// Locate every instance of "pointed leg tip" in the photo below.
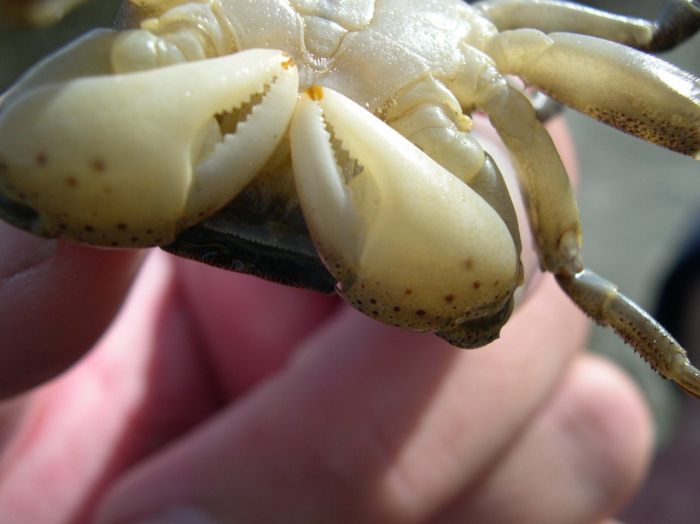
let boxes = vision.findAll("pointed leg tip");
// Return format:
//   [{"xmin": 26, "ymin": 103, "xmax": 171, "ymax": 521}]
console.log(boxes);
[{"xmin": 672, "ymin": 359, "xmax": 700, "ymax": 398}]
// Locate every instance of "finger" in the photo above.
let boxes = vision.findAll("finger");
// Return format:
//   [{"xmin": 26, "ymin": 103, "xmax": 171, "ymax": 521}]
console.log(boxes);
[
  {"xmin": 0, "ymin": 222, "xmax": 145, "ymax": 399},
  {"xmin": 0, "ymin": 252, "xmax": 354, "ymax": 523},
  {"xmin": 430, "ymin": 354, "xmax": 653, "ymax": 524},
  {"xmin": 93, "ymin": 274, "xmax": 589, "ymax": 524},
  {"xmin": 174, "ymin": 257, "xmax": 342, "ymax": 398},
  {"xmin": 0, "ymin": 251, "xmax": 218, "ymax": 524}
]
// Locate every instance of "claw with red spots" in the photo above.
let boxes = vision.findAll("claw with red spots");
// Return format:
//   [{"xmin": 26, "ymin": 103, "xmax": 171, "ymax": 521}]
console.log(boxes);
[{"xmin": 289, "ymin": 86, "xmax": 522, "ymax": 346}]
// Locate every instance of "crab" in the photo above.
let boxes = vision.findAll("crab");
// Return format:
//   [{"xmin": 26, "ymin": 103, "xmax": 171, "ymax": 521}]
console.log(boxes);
[{"xmin": 0, "ymin": 0, "xmax": 700, "ymax": 396}]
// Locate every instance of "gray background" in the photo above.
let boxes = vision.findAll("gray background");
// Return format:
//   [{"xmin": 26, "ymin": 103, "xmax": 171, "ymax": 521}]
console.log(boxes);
[{"xmin": 1, "ymin": 0, "xmax": 699, "ymax": 521}]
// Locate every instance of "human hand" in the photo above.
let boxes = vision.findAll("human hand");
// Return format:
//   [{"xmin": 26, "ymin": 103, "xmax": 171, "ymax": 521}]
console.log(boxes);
[{"xmin": 0, "ymin": 118, "xmax": 652, "ymax": 524}]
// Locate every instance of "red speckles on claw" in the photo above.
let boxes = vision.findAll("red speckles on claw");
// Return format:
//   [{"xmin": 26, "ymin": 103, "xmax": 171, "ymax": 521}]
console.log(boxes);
[{"xmin": 290, "ymin": 86, "xmax": 520, "ymax": 340}]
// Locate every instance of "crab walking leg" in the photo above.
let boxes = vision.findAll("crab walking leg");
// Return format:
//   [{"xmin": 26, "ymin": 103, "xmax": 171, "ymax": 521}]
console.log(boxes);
[
  {"xmin": 449, "ymin": 47, "xmax": 700, "ymax": 397},
  {"xmin": 486, "ymin": 29, "xmax": 700, "ymax": 157},
  {"xmin": 0, "ymin": 41, "xmax": 299, "ymax": 247},
  {"xmin": 474, "ymin": 0, "xmax": 700, "ymax": 52},
  {"xmin": 558, "ymin": 271, "xmax": 700, "ymax": 398},
  {"xmin": 448, "ymin": 46, "xmax": 580, "ymax": 275},
  {"xmin": 290, "ymin": 87, "xmax": 521, "ymax": 347}
]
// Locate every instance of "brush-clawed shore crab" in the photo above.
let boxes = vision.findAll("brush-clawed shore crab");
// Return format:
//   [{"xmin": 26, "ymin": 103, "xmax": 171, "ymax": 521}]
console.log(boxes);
[{"xmin": 1, "ymin": 0, "xmax": 700, "ymax": 396}]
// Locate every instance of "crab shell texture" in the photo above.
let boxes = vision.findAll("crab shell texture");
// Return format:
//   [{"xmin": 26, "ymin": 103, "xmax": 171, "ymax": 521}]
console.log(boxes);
[{"xmin": 3, "ymin": 0, "xmax": 700, "ymax": 395}]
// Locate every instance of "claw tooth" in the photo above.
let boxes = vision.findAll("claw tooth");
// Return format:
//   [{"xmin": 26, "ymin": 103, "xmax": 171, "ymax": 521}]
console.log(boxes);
[
  {"xmin": 289, "ymin": 88, "xmax": 365, "ymax": 262},
  {"xmin": 0, "ymin": 47, "xmax": 298, "ymax": 246},
  {"xmin": 188, "ymin": 60, "xmax": 299, "ymax": 220},
  {"xmin": 290, "ymin": 87, "xmax": 520, "ymax": 333}
]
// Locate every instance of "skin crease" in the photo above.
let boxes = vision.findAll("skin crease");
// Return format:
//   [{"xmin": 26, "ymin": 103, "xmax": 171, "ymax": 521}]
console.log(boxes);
[{"xmin": 0, "ymin": 117, "xmax": 652, "ymax": 524}]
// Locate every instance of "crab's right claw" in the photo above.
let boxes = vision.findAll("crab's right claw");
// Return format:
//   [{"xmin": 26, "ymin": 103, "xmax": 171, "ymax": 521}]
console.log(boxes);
[
  {"xmin": 289, "ymin": 87, "xmax": 521, "ymax": 347},
  {"xmin": 0, "ymin": 31, "xmax": 299, "ymax": 247}
]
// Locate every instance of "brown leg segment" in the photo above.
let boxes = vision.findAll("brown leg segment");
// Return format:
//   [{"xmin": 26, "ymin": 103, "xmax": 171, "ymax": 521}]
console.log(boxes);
[{"xmin": 557, "ymin": 269, "xmax": 700, "ymax": 398}]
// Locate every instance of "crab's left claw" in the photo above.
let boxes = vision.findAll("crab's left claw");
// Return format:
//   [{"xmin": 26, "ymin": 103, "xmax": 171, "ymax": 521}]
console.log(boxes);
[
  {"xmin": 290, "ymin": 86, "xmax": 521, "ymax": 347},
  {"xmin": 0, "ymin": 31, "xmax": 299, "ymax": 247}
]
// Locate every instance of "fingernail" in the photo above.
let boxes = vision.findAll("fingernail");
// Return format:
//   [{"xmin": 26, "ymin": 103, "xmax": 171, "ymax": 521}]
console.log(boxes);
[
  {"xmin": 0, "ymin": 221, "xmax": 57, "ymax": 279},
  {"xmin": 129, "ymin": 506, "xmax": 219, "ymax": 524}
]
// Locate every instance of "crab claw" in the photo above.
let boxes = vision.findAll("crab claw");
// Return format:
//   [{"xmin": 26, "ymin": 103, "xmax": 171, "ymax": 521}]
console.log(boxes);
[
  {"xmin": 289, "ymin": 86, "xmax": 521, "ymax": 347},
  {"xmin": 0, "ymin": 30, "xmax": 299, "ymax": 247}
]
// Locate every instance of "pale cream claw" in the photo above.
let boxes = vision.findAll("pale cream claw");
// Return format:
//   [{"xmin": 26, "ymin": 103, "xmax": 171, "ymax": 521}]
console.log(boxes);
[
  {"xmin": 289, "ymin": 86, "xmax": 521, "ymax": 346},
  {"xmin": 488, "ymin": 30, "xmax": 700, "ymax": 157},
  {"xmin": 0, "ymin": 45, "xmax": 299, "ymax": 247}
]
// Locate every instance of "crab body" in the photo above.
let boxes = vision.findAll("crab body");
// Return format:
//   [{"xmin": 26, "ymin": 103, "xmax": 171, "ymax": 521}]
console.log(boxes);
[
  {"xmin": 208, "ymin": 0, "xmax": 484, "ymax": 110},
  {"xmin": 2, "ymin": 0, "xmax": 700, "ymax": 396}
]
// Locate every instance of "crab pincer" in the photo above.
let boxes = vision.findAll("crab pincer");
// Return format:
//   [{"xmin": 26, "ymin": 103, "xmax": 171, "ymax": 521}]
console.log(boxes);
[
  {"xmin": 0, "ymin": 31, "xmax": 299, "ymax": 247},
  {"xmin": 290, "ymin": 86, "xmax": 522, "ymax": 347}
]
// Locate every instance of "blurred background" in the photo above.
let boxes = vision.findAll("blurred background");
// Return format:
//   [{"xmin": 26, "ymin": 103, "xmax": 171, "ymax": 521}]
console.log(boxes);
[
  {"xmin": 1, "ymin": 0, "xmax": 699, "ymax": 521},
  {"xmin": 568, "ymin": 3, "xmax": 700, "ymax": 522}
]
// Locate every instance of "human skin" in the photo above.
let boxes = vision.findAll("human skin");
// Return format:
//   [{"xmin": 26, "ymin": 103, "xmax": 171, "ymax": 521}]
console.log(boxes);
[{"xmin": 0, "ymin": 117, "xmax": 653, "ymax": 523}]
